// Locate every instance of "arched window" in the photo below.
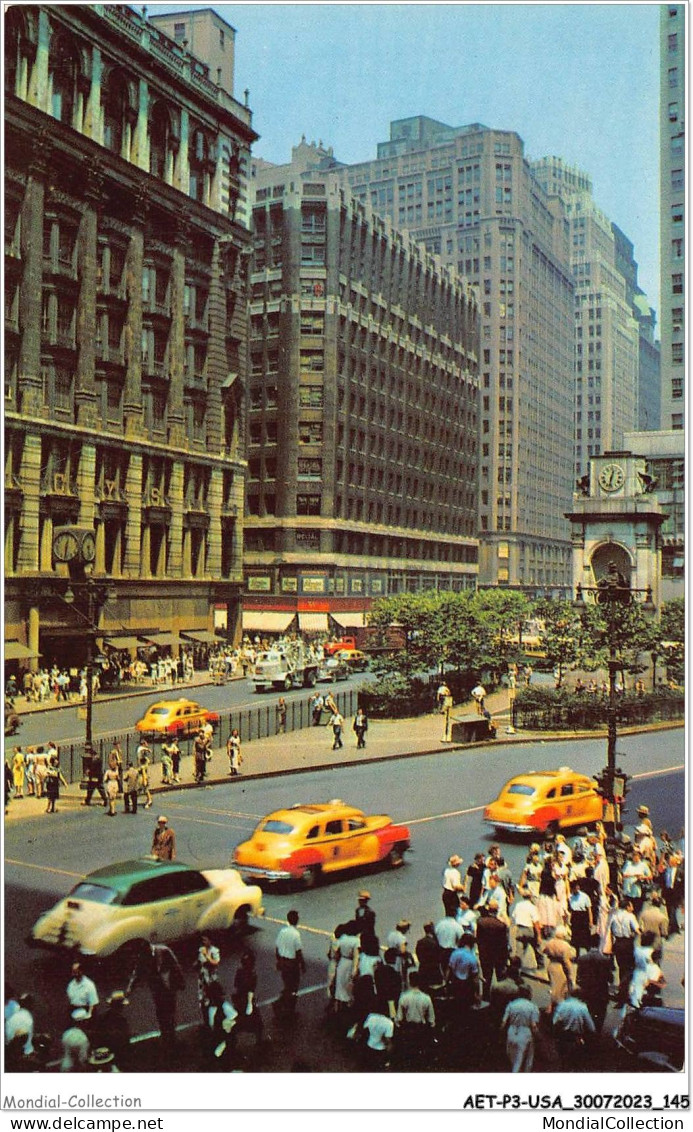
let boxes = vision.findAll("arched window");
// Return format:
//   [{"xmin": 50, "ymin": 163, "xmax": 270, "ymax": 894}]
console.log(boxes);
[
  {"xmin": 102, "ymin": 68, "xmax": 133, "ymax": 158},
  {"xmin": 49, "ymin": 35, "xmax": 82, "ymax": 126},
  {"xmin": 149, "ymin": 101, "xmax": 173, "ymax": 181}
]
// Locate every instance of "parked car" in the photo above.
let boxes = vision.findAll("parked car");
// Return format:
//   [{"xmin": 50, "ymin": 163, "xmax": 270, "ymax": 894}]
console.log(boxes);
[
  {"xmin": 30, "ymin": 858, "xmax": 263, "ymax": 960},
  {"xmin": 613, "ymin": 1006, "xmax": 685, "ymax": 1072},
  {"xmin": 135, "ymin": 698, "xmax": 219, "ymax": 738},
  {"xmin": 334, "ymin": 649, "xmax": 370, "ymax": 671},
  {"xmin": 483, "ymin": 766, "xmax": 603, "ymax": 836},
  {"xmin": 233, "ymin": 799, "xmax": 411, "ymax": 888},
  {"xmin": 317, "ymin": 658, "xmax": 349, "ymax": 683}
]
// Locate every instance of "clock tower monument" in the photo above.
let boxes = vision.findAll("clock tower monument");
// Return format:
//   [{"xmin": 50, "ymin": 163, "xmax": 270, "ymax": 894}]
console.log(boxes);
[{"xmin": 566, "ymin": 451, "xmax": 665, "ymax": 609}]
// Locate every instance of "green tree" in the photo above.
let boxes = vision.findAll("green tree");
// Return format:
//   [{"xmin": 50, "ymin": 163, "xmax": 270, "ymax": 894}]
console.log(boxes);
[{"xmin": 533, "ymin": 599, "xmax": 581, "ymax": 688}]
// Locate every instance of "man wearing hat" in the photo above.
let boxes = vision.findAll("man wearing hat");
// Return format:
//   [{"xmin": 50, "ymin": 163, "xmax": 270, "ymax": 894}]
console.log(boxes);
[
  {"xmin": 354, "ymin": 891, "xmax": 376, "ymax": 937},
  {"xmin": 442, "ymin": 854, "xmax": 465, "ymax": 916},
  {"xmin": 151, "ymin": 815, "xmax": 176, "ymax": 861},
  {"xmin": 88, "ymin": 1047, "xmax": 118, "ymax": 1072},
  {"xmin": 386, "ymin": 920, "xmax": 416, "ymax": 989},
  {"xmin": 93, "ymin": 991, "xmax": 131, "ymax": 1069}
]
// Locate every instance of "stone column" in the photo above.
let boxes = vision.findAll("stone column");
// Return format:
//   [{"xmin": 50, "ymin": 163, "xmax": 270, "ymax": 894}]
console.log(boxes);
[
  {"xmin": 177, "ymin": 107, "xmax": 190, "ymax": 196},
  {"xmin": 124, "ymin": 452, "xmax": 143, "ymax": 577},
  {"xmin": 167, "ymin": 223, "xmax": 188, "ymax": 447},
  {"xmin": 17, "ymin": 433, "xmax": 41, "ymax": 574},
  {"xmin": 28, "ymin": 605, "xmax": 41, "ymax": 674},
  {"xmin": 123, "ymin": 190, "xmax": 146, "ymax": 437},
  {"xmin": 77, "ymin": 443, "xmax": 96, "ymax": 528},
  {"xmin": 95, "ymin": 516, "xmax": 106, "ymax": 575},
  {"xmin": 18, "ymin": 147, "xmax": 49, "ymax": 418},
  {"xmin": 84, "ymin": 46, "xmax": 102, "ymax": 142},
  {"xmin": 168, "ymin": 460, "xmax": 184, "ymax": 577},
  {"xmin": 207, "ymin": 466, "xmax": 223, "ymax": 578},
  {"xmin": 132, "ymin": 78, "xmax": 149, "ymax": 171},
  {"xmin": 205, "ymin": 237, "xmax": 225, "ymax": 453},
  {"xmin": 75, "ymin": 167, "xmax": 101, "ymax": 430}
]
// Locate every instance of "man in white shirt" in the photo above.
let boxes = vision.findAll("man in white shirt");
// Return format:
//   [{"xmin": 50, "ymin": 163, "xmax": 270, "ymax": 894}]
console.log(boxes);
[
  {"xmin": 510, "ymin": 891, "xmax": 542, "ymax": 969},
  {"xmin": 66, "ymin": 962, "xmax": 99, "ymax": 1022},
  {"xmin": 553, "ymin": 989, "xmax": 596, "ymax": 1065},
  {"xmin": 455, "ymin": 895, "xmax": 479, "ymax": 937},
  {"xmin": 395, "ymin": 972, "xmax": 435, "ymax": 1063},
  {"xmin": 434, "ymin": 913, "xmax": 464, "ymax": 966},
  {"xmin": 275, "ymin": 910, "xmax": 306, "ymax": 1014},
  {"xmin": 362, "ymin": 1010, "xmax": 394, "ymax": 1069},
  {"xmin": 442, "ymin": 853, "xmax": 465, "ymax": 915}
]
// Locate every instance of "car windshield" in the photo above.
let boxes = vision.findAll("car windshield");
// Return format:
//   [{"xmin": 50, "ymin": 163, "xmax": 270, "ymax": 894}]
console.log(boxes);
[
  {"xmin": 69, "ymin": 882, "xmax": 120, "ymax": 905},
  {"xmin": 261, "ymin": 819, "xmax": 296, "ymax": 835},
  {"xmin": 506, "ymin": 784, "xmax": 536, "ymax": 796},
  {"xmin": 148, "ymin": 708, "xmax": 169, "ymax": 716}
]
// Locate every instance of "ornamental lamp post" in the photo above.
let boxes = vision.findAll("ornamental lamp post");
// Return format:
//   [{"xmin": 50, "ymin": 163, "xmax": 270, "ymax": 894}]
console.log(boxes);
[{"xmin": 573, "ymin": 567, "xmax": 655, "ymax": 845}]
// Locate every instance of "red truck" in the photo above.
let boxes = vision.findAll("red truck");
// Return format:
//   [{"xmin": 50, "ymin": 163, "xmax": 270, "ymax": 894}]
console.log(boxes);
[{"xmin": 323, "ymin": 626, "xmax": 406, "ymax": 655}]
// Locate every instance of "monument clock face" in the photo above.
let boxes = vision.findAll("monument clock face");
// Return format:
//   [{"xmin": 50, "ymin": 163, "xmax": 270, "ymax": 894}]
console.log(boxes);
[{"xmin": 598, "ymin": 463, "xmax": 625, "ymax": 493}]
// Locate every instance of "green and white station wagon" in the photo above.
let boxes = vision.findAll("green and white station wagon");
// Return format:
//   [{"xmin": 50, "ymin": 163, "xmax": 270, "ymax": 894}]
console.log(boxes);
[{"xmin": 30, "ymin": 859, "xmax": 263, "ymax": 959}]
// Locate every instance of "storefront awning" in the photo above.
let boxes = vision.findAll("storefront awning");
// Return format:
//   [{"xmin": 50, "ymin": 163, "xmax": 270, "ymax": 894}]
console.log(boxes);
[
  {"xmin": 181, "ymin": 630, "xmax": 220, "ymax": 645},
  {"xmin": 331, "ymin": 612, "xmax": 367, "ymax": 629},
  {"xmin": 298, "ymin": 612, "xmax": 329, "ymax": 632},
  {"xmin": 4, "ymin": 641, "xmax": 41, "ymax": 660},
  {"xmin": 104, "ymin": 636, "xmax": 146, "ymax": 652},
  {"xmin": 242, "ymin": 611, "xmax": 295, "ymax": 633},
  {"xmin": 141, "ymin": 632, "xmax": 182, "ymax": 648}
]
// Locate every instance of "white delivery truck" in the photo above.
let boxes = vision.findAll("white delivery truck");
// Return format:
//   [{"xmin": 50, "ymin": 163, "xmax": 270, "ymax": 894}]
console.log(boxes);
[{"xmin": 251, "ymin": 640, "xmax": 320, "ymax": 692}]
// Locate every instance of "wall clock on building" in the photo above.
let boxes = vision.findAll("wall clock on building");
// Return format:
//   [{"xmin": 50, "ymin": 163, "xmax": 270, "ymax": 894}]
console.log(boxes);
[
  {"xmin": 598, "ymin": 463, "xmax": 625, "ymax": 493},
  {"xmin": 80, "ymin": 531, "xmax": 96, "ymax": 563},
  {"xmin": 52, "ymin": 528, "xmax": 80, "ymax": 563}
]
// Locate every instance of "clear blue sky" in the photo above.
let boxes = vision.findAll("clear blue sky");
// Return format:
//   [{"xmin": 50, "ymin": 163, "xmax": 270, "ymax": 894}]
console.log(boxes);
[{"xmin": 154, "ymin": 2, "xmax": 661, "ymax": 317}]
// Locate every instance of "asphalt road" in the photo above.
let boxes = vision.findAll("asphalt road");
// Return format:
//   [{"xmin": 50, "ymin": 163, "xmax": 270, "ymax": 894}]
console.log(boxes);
[
  {"xmin": 5, "ymin": 728, "xmax": 684, "ymax": 1072},
  {"xmin": 6, "ymin": 669, "xmax": 371, "ymax": 751}
]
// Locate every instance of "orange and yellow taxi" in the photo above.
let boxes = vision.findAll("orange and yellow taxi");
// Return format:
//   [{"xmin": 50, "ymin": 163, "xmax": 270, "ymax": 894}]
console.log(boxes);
[
  {"xmin": 135, "ymin": 698, "xmax": 219, "ymax": 738},
  {"xmin": 233, "ymin": 799, "xmax": 411, "ymax": 887},
  {"xmin": 484, "ymin": 766, "xmax": 603, "ymax": 836},
  {"xmin": 334, "ymin": 649, "xmax": 370, "ymax": 671}
]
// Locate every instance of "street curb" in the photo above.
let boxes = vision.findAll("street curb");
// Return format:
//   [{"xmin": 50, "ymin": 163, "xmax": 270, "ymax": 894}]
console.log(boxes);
[{"xmin": 10, "ymin": 674, "xmax": 245, "ymax": 717}]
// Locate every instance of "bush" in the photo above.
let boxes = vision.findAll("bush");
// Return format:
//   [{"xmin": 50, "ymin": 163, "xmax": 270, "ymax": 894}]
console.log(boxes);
[
  {"xmin": 513, "ymin": 686, "xmax": 684, "ymax": 731},
  {"xmin": 358, "ymin": 674, "xmax": 435, "ymax": 718}
]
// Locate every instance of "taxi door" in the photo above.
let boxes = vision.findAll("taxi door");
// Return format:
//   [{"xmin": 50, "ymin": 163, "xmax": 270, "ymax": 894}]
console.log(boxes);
[{"xmin": 321, "ymin": 818, "xmax": 347, "ymax": 872}]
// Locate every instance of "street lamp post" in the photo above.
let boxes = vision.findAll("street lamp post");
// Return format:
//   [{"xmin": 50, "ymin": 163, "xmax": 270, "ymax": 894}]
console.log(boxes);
[
  {"xmin": 573, "ymin": 570, "xmax": 655, "ymax": 841},
  {"xmin": 63, "ymin": 577, "xmax": 101, "ymax": 749}
]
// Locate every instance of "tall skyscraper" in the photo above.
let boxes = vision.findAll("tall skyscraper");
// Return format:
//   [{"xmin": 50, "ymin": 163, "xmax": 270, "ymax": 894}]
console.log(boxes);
[
  {"xmin": 5, "ymin": 5, "xmax": 255, "ymax": 664},
  {"xmin": 336, "ymin": 118, "xmax": 576, "ymax": 595},
  {"xmin": 242, "ymin": 142, "xmax": 480, "ymax": 633},
  {"xmin": 659, "ymin": 4, "xmax": 685, "ymax": 431},
  {"xmin": 531, "ymin": 157, "xmax": 641, "ymax": 480}
]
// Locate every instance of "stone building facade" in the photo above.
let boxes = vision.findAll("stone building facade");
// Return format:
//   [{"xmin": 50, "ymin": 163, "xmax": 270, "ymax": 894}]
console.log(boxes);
[
  {"xmin": 659, "ymin": 3, "xmax": 685, "ymax": 433},
  {"xmin": 4, "ymin": 4, "xmax": 256, "ymax": 665},
  {"xmin": 334, "ymin": 117, "xmax": 576, "ymax": 596},
  {"xmin": 244, "ymin": 147, "xmax": 480, "ymax": 632}
]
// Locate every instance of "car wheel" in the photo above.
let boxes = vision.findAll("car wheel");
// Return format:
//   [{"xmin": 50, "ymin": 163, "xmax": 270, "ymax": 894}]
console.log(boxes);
[
  {"xmin": 231, "ymin": 905, "xmax": 251, "ymax": 931},
  {"xmin": 283, "ymin": 675, "xmax": 293, "ymax": 691},
  {"xmin": 300, "ymin": 865, "xmax": 321, "ymax": 889},
  {"xmin": 304, "ymin": 671, "xmax": 317, "ymax": 688},
  {"xmin": 545, "ymin": 820, "xmax": 560, "ymax": 837},
  {"xmin": 387, "ymin": 844, "xmax": 406, "ymax": 869}
]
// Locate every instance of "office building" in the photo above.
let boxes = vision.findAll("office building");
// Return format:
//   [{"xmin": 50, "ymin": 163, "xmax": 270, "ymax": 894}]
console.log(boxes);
[
  {"xmin": 335, "ymin": 118, "xmax": 576, "ymax": 595},
  {"xmin": 611, "ymin": 223, "xmax": 661, "ymax": 432},
  {"xmin": 531, "ymin": 158, "xmax": 640, "ymax": 480},
  {"xmin": 243, "ymin": 142, "xmax": 480, "ymax": 635},
  {"xmin": 659, "ymin": 4, "xmax": 685, "ymax": 432},
  {"xmin": 5, "ymin": 4, "xmax": 256, "ymax": 665}
]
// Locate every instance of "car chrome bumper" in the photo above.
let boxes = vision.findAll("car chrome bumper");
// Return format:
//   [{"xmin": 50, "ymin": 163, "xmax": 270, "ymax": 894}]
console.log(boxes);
[
  {"xmin": 483, "ymin": 818, "xmax": 537, "ymax": 834},
  {"xmin": 236, "ymin": 865, "xmax": 294, "ymax": 882}
]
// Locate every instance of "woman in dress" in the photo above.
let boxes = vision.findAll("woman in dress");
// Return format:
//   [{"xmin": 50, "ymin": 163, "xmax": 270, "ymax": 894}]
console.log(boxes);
[
  {"xmin": 45, "ymin": 755, "xmax": 68, "ymax": 813},
  {"xmin": 11, "ymin": 747, "xmax": 25, "ymax": 799},
  {"xmin": 536, "ymin": 847, "xmax": 561, "ymax": 936},
  {"xmin": 542, "ymin": 925, "xmax": 575, "ymax": 1015},
  {"xmin": 137, "ymin": 750, "xmax": 153, "ymax": 809},
  {"xmin": 103, "ymin": 764, "xmax": 119, "ymax": 816},
  {"xmin": 196, "ymin": 933, "xmax": 221, "ymax": 1023},
  {"xmin": 333, "ymin": 921, "xmax": 360, "ymax": 1014},
  {"xmin": 519, "ymin": 845, "xmax": 543, "ymax": 898},
  {"xmin": 227, "ymin": 730, "xmax": 242, "ymax": 776},
  {"xmin": 567, "ymin": 879, "xmax": 594, "ymax": 955}
]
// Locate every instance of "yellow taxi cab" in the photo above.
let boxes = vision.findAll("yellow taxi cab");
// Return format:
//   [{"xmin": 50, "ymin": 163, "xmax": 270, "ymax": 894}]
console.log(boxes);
[
  {"xmin": 233, "ymin": 799, "xmax": 411, "ymax": 888},
  {"xmin": 135, "ymin": 698, "xmax": 219, "ymax": 738},
  {"xmin": 483, "ymin": 766, "xmax": 603, "ymax": 836}
]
